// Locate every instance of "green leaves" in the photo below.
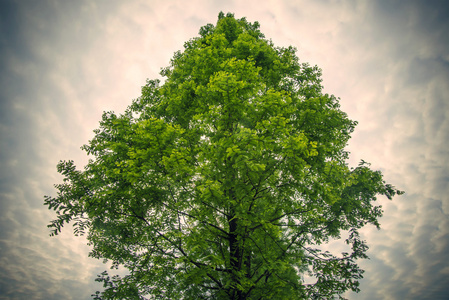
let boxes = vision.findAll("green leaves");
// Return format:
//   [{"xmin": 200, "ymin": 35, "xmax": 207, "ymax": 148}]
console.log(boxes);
[{"xmin": 45, "ymin": 12, "xmax": 403, "ymax": 300}]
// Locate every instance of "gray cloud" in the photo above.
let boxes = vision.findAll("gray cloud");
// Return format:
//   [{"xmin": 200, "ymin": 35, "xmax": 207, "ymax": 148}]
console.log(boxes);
[
  {"xmin": 0, "ymin": 1, "xmax": 125, "ymax": 299},
  {"xmin": 1, "ymin": 0, "xmax": 448, "ymax": 299},
  {"xmin": 330, "ymin": 2, "xmax": 449, "ymax": 299}
]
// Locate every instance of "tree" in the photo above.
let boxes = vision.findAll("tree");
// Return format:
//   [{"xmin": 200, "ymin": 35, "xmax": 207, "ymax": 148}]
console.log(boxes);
[{"xmin": 45, "ymin": 12, "xmax": 403, "ymax": 300}]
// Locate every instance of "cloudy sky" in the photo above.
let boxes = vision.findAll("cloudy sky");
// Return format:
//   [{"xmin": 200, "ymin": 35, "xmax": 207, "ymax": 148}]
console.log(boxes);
[{"xmin": 1, "ymin": 0, "xmax": 448, "ymax": 299}]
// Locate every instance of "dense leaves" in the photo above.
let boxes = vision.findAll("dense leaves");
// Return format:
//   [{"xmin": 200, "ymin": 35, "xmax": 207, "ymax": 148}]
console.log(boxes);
[{"xmin": 45, "ymin": 12, "xmax": 403, "ymax": 299}]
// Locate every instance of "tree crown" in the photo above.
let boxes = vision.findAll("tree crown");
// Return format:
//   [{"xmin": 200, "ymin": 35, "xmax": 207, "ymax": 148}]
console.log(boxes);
[{"xmin": 45, "ymin": 12, "xmax": 403, "ymax": 300}]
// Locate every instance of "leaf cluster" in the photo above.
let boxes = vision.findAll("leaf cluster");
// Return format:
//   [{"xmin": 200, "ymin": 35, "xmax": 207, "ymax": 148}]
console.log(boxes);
[{"xmin": 45, "ymin": 12, "xmax": 403, "ymax": 300}]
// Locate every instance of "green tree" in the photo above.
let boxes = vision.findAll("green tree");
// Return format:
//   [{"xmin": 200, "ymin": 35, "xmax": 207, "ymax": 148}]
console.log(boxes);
[{"xmin": 45, "ymin": 12, "xmax": 403, "ymax": 300}]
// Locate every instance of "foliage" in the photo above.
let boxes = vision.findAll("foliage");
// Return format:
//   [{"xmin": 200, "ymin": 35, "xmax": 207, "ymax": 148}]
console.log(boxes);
[{"xmin": 45, "ymin": 12, "xmax": 403, "ymax": 300}]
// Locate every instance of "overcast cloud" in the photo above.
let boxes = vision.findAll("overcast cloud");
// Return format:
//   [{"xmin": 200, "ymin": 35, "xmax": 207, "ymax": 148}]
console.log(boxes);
[{"xmin": 1, "ymin": 0, "xmax": 448, "ymax": 299}]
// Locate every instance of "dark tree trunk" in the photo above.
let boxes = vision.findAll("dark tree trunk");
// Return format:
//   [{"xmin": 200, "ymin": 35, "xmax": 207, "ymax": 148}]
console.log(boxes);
[{"xmin": 229, "ymin": 210, "xmax": 245, "ymax": 300}]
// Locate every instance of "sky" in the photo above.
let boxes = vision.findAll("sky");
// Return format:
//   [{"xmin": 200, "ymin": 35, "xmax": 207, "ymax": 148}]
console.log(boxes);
[{"xmin": 0, "ymin": 0, "xmax": 448, "ymax": 299}]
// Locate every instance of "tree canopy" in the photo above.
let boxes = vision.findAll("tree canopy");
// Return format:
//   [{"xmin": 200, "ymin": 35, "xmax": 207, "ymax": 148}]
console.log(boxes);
[{"xmin": 45, "ymin": 12, "xmax": 403, "ymax": 300}]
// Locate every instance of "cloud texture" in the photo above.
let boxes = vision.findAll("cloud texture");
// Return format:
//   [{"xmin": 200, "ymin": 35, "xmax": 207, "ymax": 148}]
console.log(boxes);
[{"xmin": 1, "ymin": 0, "xmax": 448, "ymax": 299}]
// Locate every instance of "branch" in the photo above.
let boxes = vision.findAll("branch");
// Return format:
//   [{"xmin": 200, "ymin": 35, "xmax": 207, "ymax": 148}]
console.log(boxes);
[{"xmin": 249, "ymin": 207, "xmax": 311, "ymax": 232}]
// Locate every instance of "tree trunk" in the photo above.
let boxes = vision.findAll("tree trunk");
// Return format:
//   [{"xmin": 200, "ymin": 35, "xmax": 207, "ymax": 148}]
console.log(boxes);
[{"xmin": 229, "ymin": 210, "xmax": 244, "ymax": 300}]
